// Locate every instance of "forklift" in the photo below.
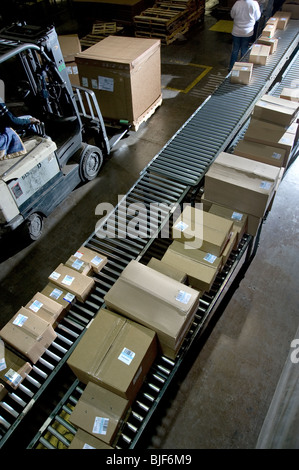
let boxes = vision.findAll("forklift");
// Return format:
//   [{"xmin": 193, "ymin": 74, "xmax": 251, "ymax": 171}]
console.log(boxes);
[{"xmin": 0, "ymin": 23, "xmax": 129, "ymax": 241}]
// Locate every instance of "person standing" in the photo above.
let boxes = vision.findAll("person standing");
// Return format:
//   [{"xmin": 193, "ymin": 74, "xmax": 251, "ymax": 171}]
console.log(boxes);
[{"xmin": 229, "ymin": 0, "xmax": 261, "ymax": 71}]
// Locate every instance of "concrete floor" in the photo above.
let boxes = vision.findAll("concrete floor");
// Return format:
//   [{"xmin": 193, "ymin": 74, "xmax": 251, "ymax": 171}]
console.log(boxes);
[{"xmin": 0, "ymin": 3, "xmax": 299, "ymax": 450}]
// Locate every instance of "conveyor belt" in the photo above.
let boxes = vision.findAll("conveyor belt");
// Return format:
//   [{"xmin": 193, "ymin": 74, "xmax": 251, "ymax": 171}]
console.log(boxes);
[
  {"xmin": 144, "ymin": 21, "xmax": 299, "ymax": 186},
  {"xmin": 1, "ymin": 20, "xmax": 299, "ymax": 450}
]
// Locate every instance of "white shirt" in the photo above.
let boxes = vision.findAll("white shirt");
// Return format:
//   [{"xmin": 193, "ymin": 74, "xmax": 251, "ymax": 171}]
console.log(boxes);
[{"xmin": 230, "ymin": 0, "xmax": 261, "ymax": 37}]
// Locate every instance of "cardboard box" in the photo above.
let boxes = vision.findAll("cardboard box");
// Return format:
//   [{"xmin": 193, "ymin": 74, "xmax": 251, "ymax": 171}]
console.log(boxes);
[
  {"xmin": 204, "ymin": 152, "xmax": 280, "ymax": 218},
  {"xmin": 65, "ymin": 255, "xmax": 93, "ymax": 276},
  {"xmin": 0, "ymin": 383, "xmax": 7, "ymax": 401},
  {"xmin": 147, "ymin": 257, "xmax": 187, "ymax": 283},
  {"xmin": 48, "ymin": 264, "xmax": 95, "ymax": 303},
  {"xmin": 0, "ymin": 339, "xmax": 32, "ymax": 389},
  {"xmin": 249, "ymin": 44, "xmax": 271, "ymax": 65},
  {"xmin": 208, "ymin": 204, "xmax": 248, "ymax": 244},
  {"xmin": 68, "ymin": 429, "xmax": 114, "ymax": 449},
  {"xmin": 230, "ymin": 62, "xmax": 253, "ymax": 85},
  {"xmin": 261, "ymin": 23, "xmax": 276, "ymax": 38},
  {"xmin": 58, "ymin": 34, "xmax": 81, "ymax": 86},
  {"xmin": 0, "ymin": 308, "xmax": 57, "ymax": 363},
  {"xmin": 25, "ymin": 292, "xmax": 65, "ymax": 325},
  {"xmin": 67, "ymin": 308, "xmax": 157, "ymax": 402},
  {"xmin": 244, "ymin": 118, "xmax": 297, "ymax": 160},
  {"xmin": 280, "ymin": 87, "xmax": 299, "ymax": 103},
  {"xmin": 273, "ymin": 10, "xmax": 292, "ymax": 28},
  {"xmin": 161, "ymin": 241, "xmax": 222, "ymax": 292},
  {"xmin": 282, "ymin": 1, "xmax": 299, "ymax": 19},
  {"xmin": 73, "ymin": 246, "xmax": 108, "ymax": 274},
  {"xmin": 69, "ymin": 382, "xmax": 130, "ymax": 445},
  {"xmin": 266, "ymin": 16, "xmax": 279, "ymax": 27},
  {"xmin": 172, "ymin": 205, "xmax": 233, "ymax": 256},
  {"xmin": 234, "ymin": 139, "xmax": 288, "ymax": 167},
  {"xmin": 221, "ymin": 230, "xmax": 238, "ymax": 265},
  {"xmin": 75, "ymin": 35, "xmax": 161, "ymax": 124},
  {"xmin": 41, "ymin": 282, "xmax": 76, "ymax": 310},
  {"xmin": 252, "ymin": 94, "xmax": 298, "ymax": 127},
  {"xmin": 104, "ymin": 260, "xmax": 200, "ymax": 359},
  {"xmin": 256, "ymin": 37, "xmax": 278, "ymax": 54}
]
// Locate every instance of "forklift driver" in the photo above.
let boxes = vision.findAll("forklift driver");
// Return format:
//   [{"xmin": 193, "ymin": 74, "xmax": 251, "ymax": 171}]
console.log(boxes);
[{"xmin": 0, "ymin": 100, "xmax": 40, "ymax": 159}]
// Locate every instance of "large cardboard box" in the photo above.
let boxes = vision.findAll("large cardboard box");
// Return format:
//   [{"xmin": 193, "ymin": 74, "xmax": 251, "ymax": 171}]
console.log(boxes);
[
  {"xmin": 249, "ymin": 44, "xmax": 271, "ymax": 65},
  {"xmin": 41, "ymin": 282, "xmax": 76, "ymax": 310},
  {"xmin": 75, "ymin": 36, "xmax": 161, "ymax": 124},
  {"xmin": 282, "ymin": 0, "xmax": 299, "ymax": 19},
  {"xmin": 161, "ymin": 241, "xmax": 222, "ymax": 292},
  {"xmin": 280, "ymin": 87, "xmax": 299, "ymax": 103},
  {"xmin": 230, "ymin": 62, "xmax": 253, "ymax": 85},
  {"xmin": 104, "ymin": 260, "xmax": 200, "ymax": 359},
  {"xmin": 68, "ymin": 429, "xmax": 114, "ymax": 449},
  {"xmin": 147, "ymin": 257, "xmax": 187, "ymax": 283},
  {"xmin": 0, "ymin": 339, "xmax": 32, "ymax": 389},
  {"xmin": 204, "ymin": 152, "xmax": 280, "ymax": 218},
  {"xmin": 25, "ymin": 292, "xmax": 65, "ymax": 325},
  {"xmin": 234, "ymin": 139, "xmax": 288, "ymax": 167},
  {"xmin": 273, "ymin": 10, "xmax": 292, "ymax": 28},
  {"xmin": 73, "ymin": 246, "xmax": 108, "ymax": 274},
  {"xmin": 69, "ymin": 382, "xmax": 130, "ymax": 446},
  {"xmin": 208, "ymin": 204, "xmax": 248, "ymax": 244},
  {"xmin": 172, "ymin": 205, "xmax": 233, "ymax": 256},
  {"xmin": 48, "ymin": 264, "xmax": 95, "ymax": 303},
  {"xmin": 67, "ymin": 308, "xmax": 157, "ymax": 402},
  {"xmin": 256, "ymin": 37, "xmax": 278, "ymax": 54},
  {"xmin": 59, "ymin": 34, "xmax": 81, "ymax": 86},
  {"xmin": 0, "ymin": 308, "xmax": 57, "ymax": 363},
  {"xmin": 252, "ymin": 94, "xmax": 298, "ymax": 127}
]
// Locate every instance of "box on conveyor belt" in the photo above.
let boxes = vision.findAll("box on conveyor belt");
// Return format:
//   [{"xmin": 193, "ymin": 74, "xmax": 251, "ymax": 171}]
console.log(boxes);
[
  {"xmin": 204, "ymin": 152, "xmax": 281, "ymax": 218},
  {"xmin": 261, "ymin": 23, "xmax": 277, "ymax": 38},
  {"xmin": 266, "ymin": 16, "xmax": 279, "ymax": 27},
  {"xmin": 73, "ymin": 245, "xmax": 108, "ymax": 274},
  {"xmin": 69, "ymin": 382, "xmax": 130, "ymax": 446},
  {"xmin": 67, "ymin": 308, "xmax": 157, "ymax": 403},
  {"xmin": 201, "ymin": 192, "xmax": 261, "ymax": 237},
  {"xmin": 161, "ymin": 241, "xmax": 222, "ymax": 292},
  {"xmin": 244, "ymin": 118, "xmax": 297, "ymax": 161},
  {"xmin": 280, "ymin": 87, "xmax": 299, "ymax": 103},
  {"xmin": 0, "ymin": 308, "xmax": 57, "ymax": 364},
  {"xmin": 104, "ymin": 260, "xmax": 200, "ymax": 359},
  {"xmin": 75, "ymin": 35, "xmax": 161, "ymax": 125},
  {"xmin": 233, "ymin": 139, "xmax": 288, "ymax": 168},
  {"xmin": 281, "ymin": 0, "xmax": 299, "ymax": 19},
  {"xmin": 68, "ymin": 429, "xmax": 114, "ymax": 449},
  {"xmin": 230, "ymin": 62, "xmax": 253, "ymax": 85},
  {"xmin": 147, "ymin": 257, "xmax": 187, "ymax": 283},
  {"xmin": 172, "ymin": 204, "xmax": 234, "ymax": 256},
  {"xmin": 41, "ymin": 282, "xmax": 76, "ymax": 310},
  {"xmin": 273, "ymin": 10, "xmax": 292, "ymax": 28},
  {"xmin": 0, "ymin": 339, "xmax": 32, "ymax": 389},
  {"xmin": 25, "ymin": 291, "xmax": 65, "ymax": 325},
  {"xmin": 208, "ymin": 204, "xmax": 248, "ymax": 244},
  {"xmin": 65, "ymin": 255, "xmax": 92, "ymax": 276},
  {"xmin": 249, "ymin": 44, "xmax": 271, "ymax": 65},
  {"xmin": 48, "ymin": 264, "xmax": 95, "ymax": 303},
  {"xmin": 251, "ymin": 94, "xmax": 299, "ymax": 127},
  {"xmin": 256, "ymin": 37, "xmax": 278, "ymax": 54}
]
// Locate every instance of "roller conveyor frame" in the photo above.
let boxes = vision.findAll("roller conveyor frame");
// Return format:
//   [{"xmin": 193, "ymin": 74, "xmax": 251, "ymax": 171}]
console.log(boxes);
[{"xmin": 0, "ymin": 20, "xmax": 299, "ymax": 450}]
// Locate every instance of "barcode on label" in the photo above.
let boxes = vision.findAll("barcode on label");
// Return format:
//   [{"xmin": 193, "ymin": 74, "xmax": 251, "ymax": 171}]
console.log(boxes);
[
  {"xmin": 204, "ymin": 253, "xmax": 217, "ymax": 264},
  {"xmin": 176, "ymin": 290, "xmax": 191, "ymax": 304},
  {"xmin": 93, "ymin": 417, "xmax": 109, "ymax": 435},
  {"xmin": 72, "ymin": 259, "xmax": 84, "ymax": 270},
  {"xmin": 92, "ymin": 255, "xmax": 103, "ymax": 266},
  {"xmin": 118, "ymin": 347, "xmax": 135, "ymax": 365},
  {"xmin": 29, "ymin": 300, "xmax": 43, "ymax": 312}
]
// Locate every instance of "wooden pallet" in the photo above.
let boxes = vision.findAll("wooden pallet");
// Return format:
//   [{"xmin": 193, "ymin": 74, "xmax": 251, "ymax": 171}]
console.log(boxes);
[
  {"xmin": 80, "ymin": 22, "xmax": 124, "ymax": 48},
  {"xmin": 131, "ymin": 94, "xmax": 163, "ymax": 131}
]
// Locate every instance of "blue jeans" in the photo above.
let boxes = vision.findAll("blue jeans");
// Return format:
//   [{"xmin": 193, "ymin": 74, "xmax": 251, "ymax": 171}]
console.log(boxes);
[{"xmin": 229, "ymin": 35, "xmax": 252, "ymax": 71}]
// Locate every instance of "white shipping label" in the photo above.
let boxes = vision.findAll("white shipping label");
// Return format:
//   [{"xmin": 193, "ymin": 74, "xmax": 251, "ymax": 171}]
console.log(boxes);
[
  {"xmin": 260, "ymin": 181, "xmax": 272, "ymax": 190},
  {"xmin": 91, "ymin": 79, "xmax": 98, "ymax": 89},
  {"xmin": 204, "ymin": 253, "xmax": 217, "ymax": 264},
  {"xmin": 29, "ymin": 300, "xmax": 43, "ymax": 313},
  {"xmin": 231, "ymin": 211, "xmax": 243, "ymax": 221},
  {"xmin": 74, "ymin": 251, "xmax": 83, "ymax": 259},
  {"xmin": 232, "ymin": 70, "xmax": 240, "ymax": 77},
  {"xmin": 62, "ymin": 275, "xmax": 74, "ymax": 286},
  {"xmin": 49, "ymin": 271, "xmax": 61, "ymax": 281},
  {"xmin": 176, "ymin": 290, "xmax": 192, "ymax": 304},
  {"xmin": 50, "ymin": 288, "xmax": 63, "ymax": 300},
  {"xmin": 5, "ymin": 369, "xmax": 22, "ymax": 387},
  {"xmin": 81, "ymin": 77, "xmax": 88, "ymax": 87},
  {"xmin": 72, "ymin": 259, "xmax": 84, "ymax": 270},
  {"xmin": 272, "ymin": 152, "xmax": 282, "ymax": 160},
  {"xmin": 98, "ymin": 76, "xmax": 114, "ymax": 92},
  {"xmin": 175, "ymin": 221, "xmax": 188, "ymax": 232},
  {"xmin": 13, "ymin": 314, "xmax": 28, "ymax": 327},
  {"xmin": 0, "ymin": 358, "xmax": 6, "ymax": 372},
  {"xmin": 82, "ymin": 443, "xmax": 96, "ymax": 449},
  {"xmin": 63, "ymin": 293, "xmax": 75, "ymax": 303},
  {"xmin": 118, "ymin": 347, "xmax": 135, "ymax": 365},
  {"xmin": 91, "ymin": 255, "xmax": 103, "ymax": 266},
  {"xmin": 93, "ymin": 417, "xmax": 109, "ymax": 435}
]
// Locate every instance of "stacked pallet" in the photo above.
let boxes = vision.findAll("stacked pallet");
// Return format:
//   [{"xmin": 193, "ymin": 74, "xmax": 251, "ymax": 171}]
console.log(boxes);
[
  {"xmin": 80, "ymin": 22, "xmax": 124, "ymax": 49},
  {"xmin": 134, "ymin": 0, "xmax": 205, "ymax": 44}
]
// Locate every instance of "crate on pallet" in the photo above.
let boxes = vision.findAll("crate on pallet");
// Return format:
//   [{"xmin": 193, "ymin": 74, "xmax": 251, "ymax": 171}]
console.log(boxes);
[{"xmin": 133, "ymin": 0, "xmax": 205, "ymax": 44}]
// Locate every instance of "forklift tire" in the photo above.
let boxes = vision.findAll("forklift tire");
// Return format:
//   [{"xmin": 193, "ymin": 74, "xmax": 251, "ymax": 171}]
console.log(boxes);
[
  {"xmin": 79, "ymin": 145, "xmax": 103, "ymax": 183},
  {"xmin": 23, "ymin": 213, "xmax": 44, "ymax": 241}
]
